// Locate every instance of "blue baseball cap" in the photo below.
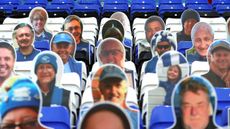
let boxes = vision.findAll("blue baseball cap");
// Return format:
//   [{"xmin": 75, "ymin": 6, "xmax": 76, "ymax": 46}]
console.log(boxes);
[
  {"xmin": 52, "ymin": 32, "xmax": 74, "ymax": 44},
  {"xmin": 0, "ymin": 77, "xmax": 41, "ymax": 118},
  {"xmin": 99, "ymin": 65, "xmax": 127, "ymax": 81},
  {"xmin": 209, "ymin": 40, "xmax": 230, "ymax": 54},
  {"xmin": 34, "ymin": 53, "xmax": 57, "ymax": 73}
]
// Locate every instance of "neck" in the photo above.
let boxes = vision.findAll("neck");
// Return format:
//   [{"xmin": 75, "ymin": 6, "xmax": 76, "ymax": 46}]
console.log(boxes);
[
  {"xmin": 19, "ymin": 46, "xmax": 33, "ymax": 56},
  {"xmin": 39, "ymin": 83, "xmax": 50, "ymax": 94},
  {"xmin": 36, "ymin": 30, "xmax": 43, "ymax": 35}
]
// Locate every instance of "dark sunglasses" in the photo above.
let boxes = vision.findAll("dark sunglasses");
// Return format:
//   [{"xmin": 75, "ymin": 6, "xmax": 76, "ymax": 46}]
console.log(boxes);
[{"xmin": 157, "ymin": 45, "xmax": 171, "ymax": 50}]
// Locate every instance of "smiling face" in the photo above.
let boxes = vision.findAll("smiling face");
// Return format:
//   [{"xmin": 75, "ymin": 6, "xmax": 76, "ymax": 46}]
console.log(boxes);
[
  {"xmin": 155, "ymin": 41, "xmax": 171, "ymax": 56},
  {"xmin": 51, "ymin": 43, "xmax": 72, "ymax": 64},
  {"xmin": 99, "ymin": 78, "xmax": 127, "ymax": 105},
  {"xmin": 36, "ymin": 64, "xmax": 55, "ymax": 86},
  {"xmin": 0, "ymin": 48, "xmax": 15, "ymax": 82},
  {"xmin": 145, "ymin": 21, "xmax": 163, "ymax": 43},
  {"xmin": 32, "ymin": 15, "xmax": 46, "ymax": 34},
  {"xmin": 15, "ymin": 26, "xmax": 34, "ymax": 49},
  {"xmin": 64, "ymin": 20, "xmax": 82, "ymax": 44},
  {"xmin": 167, "ymin": 65, "xmax": 181, "ymax": 82},
  {"xmin": 211, "ymin": 48, "xmax": 230, "ymax": 71},
  {"xmin": 99, "ymin": 41, "xmax": 124, "ymax": 68},
  {"xmin": 181, "ymin": 90, "xmax": 210, "ymax": 129},
  {"xmin": 193, "ymin": 27, "xmax": 213, "ymax": 57}
]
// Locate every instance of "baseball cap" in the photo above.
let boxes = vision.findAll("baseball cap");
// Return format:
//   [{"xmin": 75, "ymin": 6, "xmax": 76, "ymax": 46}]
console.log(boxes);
[
  {"xmin": 99, "ymin": 65, "xmax": 127, "ymax": 81},
  {"xmin": 52, "ymin": 32, "xmax": 74, "ymax": 44},
  {"xmin": 0, "ymin": 77, "xmax": 41, "ymax": 118},
  {"xmin": 209, "ymin": 40, "xmax": 230, "ymax": 54}
]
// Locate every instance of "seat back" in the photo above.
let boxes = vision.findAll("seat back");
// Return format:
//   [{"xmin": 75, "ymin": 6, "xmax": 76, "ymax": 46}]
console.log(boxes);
[
  {"xmin": 41, "ymin": 106, "xmax": 71, "ymax": 129},
  {"xmin": 149, "ymin": 105, "xmax": 174, "ymax": 129}
]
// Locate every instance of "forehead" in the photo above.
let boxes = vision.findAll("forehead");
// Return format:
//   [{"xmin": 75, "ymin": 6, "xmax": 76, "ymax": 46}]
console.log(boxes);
[
  {"xmin": 147, "ymin": 21, "xmax": 162, "ymax": 28},
  {"xmin": 101, "ymin": 41, "xmax": 121, "ymax": 49},
  {"xmin": 66, "ymin": 20, "xmax": 81, "ymax": 27},
  {"xmin": 16, "ymin": 26, "xmax": 32, "ymax": 34},
  {"xmin": 213, "ymin": 48, "xmax": 230, "ymax": 54},
  {"xmin": 0, "ymin": 48, "xmax": 14, "ymax": 57},
  {"xmin": 37, "ymin": 63, "xmax": 54, "ymax": 68},
  {"xmin": 194, "ymin": 27, "xmax": 210, "ymax": 36},
  {"xmin": 157, "ymin": 41, "xmax": 170, "ymax": 45},
  {"xmin": 182, "ymin": 90, "xmax": 209, "ymax": 102}
]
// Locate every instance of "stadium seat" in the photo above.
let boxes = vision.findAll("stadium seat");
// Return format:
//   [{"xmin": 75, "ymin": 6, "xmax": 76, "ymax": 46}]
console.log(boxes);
[
  {"xmin": 190, "ymin": 61, "xmax": 209, "ymax": 75},
  {"xmin": 34, "ymin": 40, "xmax": 50, "ymax": 51},
  {"xmin": 14, "ymin": 61, "xmax": 33, "ymax": 78},
  {"xmin": 215, "ymin": 4, "xmax": 230, "ymax": 18},
  {"xmin": 216, "ymin": 88, "xmax": 230, "ymax": 111},
  {"xmin": 41, "ymin": 106, "xmax": 71, "ymax": 129},
  {"xmin": 212, "ymin": 0, "xmax": 230, "ymax": 8},
  {"xmin": 146, "ymin": 87, "xmax": 166, "ymax": 127},
  {"xmin": 177, "ymin": 41, "xmax": 193, "ymax": 55},
  {"xmin": 149, "ymin": 105, "xmax": 174, "ymax": 129},
  {"xmin": 16, "ymin": 5, "xmax": 40, "ymax": 17},
  {"xmin": 61, "ymin": 72, "xmax": 82, "ymax": 100},
  {"xmin": 0, "ymin": 0, "xmax": 19, "ymax": 17},
  {"xmin": 46, "ymin": 5, "xmax": 71, "ymax": 18},
  {"xmin": 130, "ymin": 0, "xmax": 157, "ymax": 21},
  {"xmin": 73, "ymin": 0, "xmax": 101, "ymax": 19},
  {"xmin": 23, "ymin": 0, "xmax": 48, "ymax": 7},
  {"xmin": 158, "ymin": 0, "xmax": 185, "ymax": 19},
  {"xmin": 102, "ymin": 0, "xmax": 129, "ymax": 17}
]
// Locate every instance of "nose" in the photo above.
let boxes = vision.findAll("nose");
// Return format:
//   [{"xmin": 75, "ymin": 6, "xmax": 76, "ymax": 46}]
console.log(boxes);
[{"xmin": 191, "ymin": 106, "xmax": 198, "ymax": 116}]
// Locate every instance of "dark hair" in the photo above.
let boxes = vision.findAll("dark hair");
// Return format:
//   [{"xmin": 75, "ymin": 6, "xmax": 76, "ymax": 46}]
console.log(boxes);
[
  {"xmin": 80, "ymin": 103, "xmax": 131, "ymax": 129},
  {"xmin": 103, "ymin": 27, "xmax": 124, "ymax": 42},
  {"xmin": 144, "ymin": 16, "xmax": 165, "ymax": 32},
  {"xmin": 62, "ymin": 15, "xmax": 83, "ymax": 38},
  {"xmin": 179, "ymin": 78, "xmax": 210, "ymax": 103},
  {"xmin": 0, "ymin": 42, "xmax": 16, "ymax": 59}
]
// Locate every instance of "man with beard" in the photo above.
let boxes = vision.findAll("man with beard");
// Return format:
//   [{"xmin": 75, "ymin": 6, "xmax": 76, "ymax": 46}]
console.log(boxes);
[{"xmin": 13, "ymin": 23, "xmax": 40, "ymax": 61}]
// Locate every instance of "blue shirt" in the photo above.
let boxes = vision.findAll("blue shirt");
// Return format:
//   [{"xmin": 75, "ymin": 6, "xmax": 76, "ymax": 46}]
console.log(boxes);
[
  {"xmin": 187, "ymin": 52, "xmax": 207, "ymax": 64},
  {"xmin": 159, "ymin": 80, "xmax": 177, "ymax": 105},
  {"xmin": 35, "ymin": 30, "xmax": 52, "ymax": 42},
  {"xmin": 16, "ymin": 48, "xmax": 40, "ymax": 62},
  {"xmin": 144, "ymin": 56, "xmax": 159, "ymax": 73}
]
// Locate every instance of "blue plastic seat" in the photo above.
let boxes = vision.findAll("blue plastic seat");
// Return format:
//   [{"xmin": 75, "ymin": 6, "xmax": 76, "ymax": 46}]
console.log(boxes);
[
  {"xmin": 16, "ymin": 5, "xmax": 40, "ymax": 17},
  {"xmin": 149, "ymin": 105, "xmax": 174, "ymax": 129},
  {"xmin": 215, "ymin": 88, "xmax": 230, "ymax": 111},
  {"xmin": 130, "ymin": 0, "xmax": 156, "ymax": 20},
  {"xmin": 23, "ymin": 0, "xmax": 48, "ymax": 7},
  {"xmin": 46, "ymin": 4, "xmax": 71, "ymax": 17},
  {"xmin": 72, "ymin": 1, "xmax": 101, "ymax": 19},
  {"xmin": 216, "ymin": 4, "xmax": 230, "ymax": 18},
  {"xmin": 158, "ymin": 0, "xmax": 184, "ymax": 19},
  {"xmin": 177, "ymin": 41, "xmax": 193, "ymax": 56},
  {"xmin": 212, "ymin": 0, "xmax": 230, "ymax": 8},
  {"xmin": 40, "ymin": 106, "xmax": 71, "ymax": 129},
  {"xmin": 102, "ymin": 0, "xmax": 129, "ymax": 17},
  {"xmin": 34, "ymin": 40, "xmax": 50, "ymax": 51}
]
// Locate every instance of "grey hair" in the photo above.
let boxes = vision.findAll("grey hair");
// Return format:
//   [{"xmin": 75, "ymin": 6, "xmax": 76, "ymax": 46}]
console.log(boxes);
[{"xmin": 191, "ymin": 22, "xmax": 214, "ymax": 42}]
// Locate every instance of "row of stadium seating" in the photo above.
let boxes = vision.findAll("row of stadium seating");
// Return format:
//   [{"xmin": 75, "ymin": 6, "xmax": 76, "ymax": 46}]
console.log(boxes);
[{"xmin": 0, "ymin": 0, "xmax": 230, "ymax": 21}]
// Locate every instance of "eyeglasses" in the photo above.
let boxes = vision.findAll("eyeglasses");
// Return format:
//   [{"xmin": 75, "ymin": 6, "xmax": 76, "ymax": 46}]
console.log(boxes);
[
  {"xmin": 101, "ymin": 49, "xmax": 123, "ymax": 57},
  {"xmin": 157, "ymin": 45, "xmax": 171, "ymax": 50},
  {"xmin": 0, "ymin": 119, "xmax": 39, "ymax": 129},
  {"xmin": 66, "ymin": 26, "xmax": 81, "ymax": 32}
]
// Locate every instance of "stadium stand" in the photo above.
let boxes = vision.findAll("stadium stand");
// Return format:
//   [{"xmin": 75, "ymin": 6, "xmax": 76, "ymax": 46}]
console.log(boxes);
[{"xmin": 0, "ymin": 1, "xmax": 229, "ymax": 129}]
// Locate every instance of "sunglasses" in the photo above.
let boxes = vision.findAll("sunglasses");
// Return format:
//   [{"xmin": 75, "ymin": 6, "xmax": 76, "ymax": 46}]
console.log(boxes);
[
  {"xmin": 157, "ymin": 45, "xmax": 171, "ymax": 50},
  {"xmin": 0, "ymin": 119, "xmax": 39, "ymax": 129}
]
